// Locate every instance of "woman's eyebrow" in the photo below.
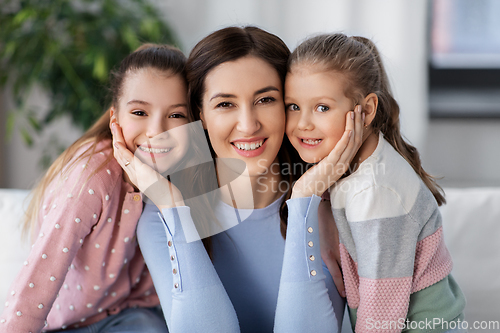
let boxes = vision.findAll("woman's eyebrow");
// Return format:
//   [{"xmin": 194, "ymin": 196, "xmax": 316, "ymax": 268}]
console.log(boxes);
[
  {"xmin": 255, "ymin": 86, "xmax": 279, "ymax": 95},
  {"xmin": 210, "ymin": 93, "xmax": 236, "ymax": 101}
]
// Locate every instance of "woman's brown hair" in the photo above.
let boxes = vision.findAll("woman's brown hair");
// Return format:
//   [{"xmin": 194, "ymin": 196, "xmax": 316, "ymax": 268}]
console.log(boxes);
[
  {"xmin": 289, "ymin": 33, "xmax": 445, "ymax": 205},
  {"xmin": 185, "ymin": 26, "xmax": 295, "ymax": 239},
  {"xmin": 23, "ymin": 43, "xmax": 188, "ymax": 238}
]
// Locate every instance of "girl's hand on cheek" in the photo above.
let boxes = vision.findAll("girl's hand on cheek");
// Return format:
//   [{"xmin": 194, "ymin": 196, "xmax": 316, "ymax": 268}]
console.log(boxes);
[
  {"xmin": 291, "ymin": 105, "xmax": 364, "ymax": 199},
  {"xmin": 111, "ymin": 121, "xmax": 184, "ymax": 209}
]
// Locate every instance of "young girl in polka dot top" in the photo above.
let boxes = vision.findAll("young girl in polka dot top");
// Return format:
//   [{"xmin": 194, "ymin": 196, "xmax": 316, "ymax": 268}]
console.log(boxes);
[
  {"xmin": 285, "ymin": 34, "xmax": 466, "ymax": 333},
  {"xmin": 0, "ymin": 43, "xmax": 190, "ymax": 332}
]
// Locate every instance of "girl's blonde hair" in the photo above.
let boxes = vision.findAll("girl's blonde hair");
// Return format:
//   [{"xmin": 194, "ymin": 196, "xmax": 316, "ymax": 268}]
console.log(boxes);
[
  {"xmin": 23, "ymin": 43, "xmax": 187, "ymax": 238},
  {"xmin": 289, "ymin": 33, "xmax": 445, "ymax": 205}
]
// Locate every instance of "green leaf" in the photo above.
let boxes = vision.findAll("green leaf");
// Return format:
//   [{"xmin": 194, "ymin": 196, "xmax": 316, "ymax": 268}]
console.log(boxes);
[
  {"xmin": 3, "ymin": 41, "xmax": 17, "ymax": 60},
  {"xmin": 5, "ymin": 111, "xmax": 17, "ymax": 141},
  {"xmin": 121, "ymin": 25, "xmax": 140, "ymax": 50},
  {"xmin": 92, "ymin": 53, "xmax": 108, "ymax": 82},
  {"xmin": 12, "ymin": 8, "xmax": 37, "ymax": 25},
  {"xmin": 27, "ymin": 114, "xmax": 42, "ymax": 133},
  {"xmin": 20, "ymin": 128, "xmax": 34, "ymax": 147}
]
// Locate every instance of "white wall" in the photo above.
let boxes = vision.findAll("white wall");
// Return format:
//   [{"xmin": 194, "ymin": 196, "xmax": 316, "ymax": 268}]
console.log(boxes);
[
  {"xmin": 423, "ymin": 119, "xmax": 500, "ymax": 187},
  {"xmin": 0, "ymin": 85, "xmax": 83, "ymax": 189}
]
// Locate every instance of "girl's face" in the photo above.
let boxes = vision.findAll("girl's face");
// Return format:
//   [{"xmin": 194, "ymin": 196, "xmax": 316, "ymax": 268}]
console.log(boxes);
[
  {"xmin": 200, "ymin": 56, "xmax": 285, "ymax": 176},
  {"xmin": 113, "ymin": 68, "xmax": 190, "ymax": 173},
  {"xmin": 285, "ymin": 65, "xmax": 353, "ymax": 164}
]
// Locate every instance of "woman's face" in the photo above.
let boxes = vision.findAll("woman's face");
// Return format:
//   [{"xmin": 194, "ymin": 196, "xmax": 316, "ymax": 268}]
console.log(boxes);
[
  {"xmin": 113, "ymin": 68, "xmax": 190, "ymax": 174},
  {"xmin": 200, "ymin": 56, "xmax": 285, "ymax": 176}
]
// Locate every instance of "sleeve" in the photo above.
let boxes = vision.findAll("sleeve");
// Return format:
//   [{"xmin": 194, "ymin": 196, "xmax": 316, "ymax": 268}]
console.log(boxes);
[
  {"xmin": 274, "ymin": 195, "xmax": 341, "ymax": 333},
  {"xmin": 346, "ymin": 185, "xmax": 421, "ymax": 333},
  {"xmin": 137, "ymin": 203, "xmax": 240, "ymax": 333},
  {"xmin": 0, "ymin": 159, "xmax": 111, "ymax": 332}
]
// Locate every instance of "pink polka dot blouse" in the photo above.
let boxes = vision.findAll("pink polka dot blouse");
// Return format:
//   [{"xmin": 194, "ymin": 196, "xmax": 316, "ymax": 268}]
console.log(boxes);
[{"xmin": 0, "ymin": 140, "xmax": 159, "ymax": 332}]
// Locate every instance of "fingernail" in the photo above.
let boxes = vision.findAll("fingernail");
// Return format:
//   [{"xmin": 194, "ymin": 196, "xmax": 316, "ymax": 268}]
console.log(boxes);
[
  {"xmin": 114, "ymin": 142, "xmax": 119, "ymax": 149},
  {"xmin": 111, "ymin": 122, "xmax": 116, "ymax": 130},
  {"xmin": 351, "ymin": 112, "xmax": 354, "ymax": 120},
  {"xmin": 357, "ymin": 105, "xmax": 362, "ymax": 112},
  {"xmin": 341, "ymin": 291, "xmax": 346, "ymax": 298},
  {"xmin": 348, "ymin": 130, "xmax": 352, "ymax": 138},
  {"xmin": 362, "ymin": 113, "xmax": 365, "ymax": 121}
]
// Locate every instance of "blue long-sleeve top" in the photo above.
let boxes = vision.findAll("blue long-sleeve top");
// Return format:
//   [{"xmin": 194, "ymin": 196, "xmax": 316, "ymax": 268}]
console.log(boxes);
[{"xmin": 137, "ymin": 195, "xmax": 345, "ymax": 333}]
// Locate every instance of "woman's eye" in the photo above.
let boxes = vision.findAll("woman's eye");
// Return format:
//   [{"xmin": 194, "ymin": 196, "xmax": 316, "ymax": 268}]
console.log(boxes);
[
  {"xmin": 286, "ymin": 104, "xmax": 300, "ymax": 111},
  {"xmin": 257, "ymin": 97, "xmax": 276, "ymax": 104},
  {"xmin": 216, "ymin": 101, "xmax": 233, "ymax": 108},
  {"xmin": 316, "ymin": 105, "xmax": 329, "ymax": 112},
  {"xmin": 132, "ymin": 110, "xmax": 147, "ymax": 116}
]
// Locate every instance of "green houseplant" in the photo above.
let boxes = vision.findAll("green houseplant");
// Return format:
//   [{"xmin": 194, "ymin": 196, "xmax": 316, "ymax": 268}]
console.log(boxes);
[{"xmin": 0, "ymin": 0, "xmax": 179, "ymax": 163}]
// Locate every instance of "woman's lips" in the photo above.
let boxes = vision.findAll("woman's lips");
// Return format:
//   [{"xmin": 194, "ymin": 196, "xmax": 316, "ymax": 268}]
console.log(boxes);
[{"xmin": 231, "ymin": 138, "xmax": 267, "ymax": 157}]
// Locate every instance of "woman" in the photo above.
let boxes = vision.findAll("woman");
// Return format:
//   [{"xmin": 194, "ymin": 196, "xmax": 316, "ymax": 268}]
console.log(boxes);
[{"xmin": 112, "ymin": 26, "xmax": 363, "ymax": 332}]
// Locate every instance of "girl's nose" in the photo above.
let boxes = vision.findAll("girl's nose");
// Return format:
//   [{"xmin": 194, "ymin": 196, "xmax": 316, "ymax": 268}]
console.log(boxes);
[
  {"xmin": 236, "ymin": 105, "xmax": 261, "ymax": 135},
  {"xmin": 297, "ymin": 110, "xmax": 314, "ymax": 131},
  {"xmin": 146, "ymin": 118, "xmax": 169, "ymax": 139}
]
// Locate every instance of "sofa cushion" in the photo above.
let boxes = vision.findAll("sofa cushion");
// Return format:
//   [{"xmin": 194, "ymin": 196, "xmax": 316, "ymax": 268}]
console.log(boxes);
[
  {"xmin": 440, "ymin": 187, "xmax": 500, "ymax": 329},
  {"xmin": 0, "ymin": 189, "xmax": 31, "ymax": 307}
]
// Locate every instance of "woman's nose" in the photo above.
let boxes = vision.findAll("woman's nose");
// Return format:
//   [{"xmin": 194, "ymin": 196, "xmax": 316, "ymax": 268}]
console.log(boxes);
[{"xmin": 236, "ymin": 105, "xmax": 261, "ymax": 135}]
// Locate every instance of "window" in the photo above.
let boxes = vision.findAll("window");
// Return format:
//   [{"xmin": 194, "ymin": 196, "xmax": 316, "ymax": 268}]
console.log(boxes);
[{"xmin": 429, "ymin": 0, "xmax": 500, "ymax": 117}]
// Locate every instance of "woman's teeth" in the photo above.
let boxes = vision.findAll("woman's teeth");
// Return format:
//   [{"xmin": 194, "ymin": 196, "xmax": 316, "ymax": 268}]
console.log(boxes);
[
  {"xmin": 138, "ymin": 146, "xmax": 172, "ymax": 154},
  {"xmin": 302, "ymin": 139, "xmax": 322, "ymax": 145},
  {"xmin": 234, "ymin": 140, "xmax": 264, "ymax": 151}
]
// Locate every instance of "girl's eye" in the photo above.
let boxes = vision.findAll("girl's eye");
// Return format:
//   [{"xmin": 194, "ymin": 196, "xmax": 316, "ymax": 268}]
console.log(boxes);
[
  {"xmin": 169, "ymin": 113, "xmax": 186, "ymax": 119},
  {"xmin": 132, "ymin": 110, "xmax": 147, "ymax": 116},
  {"xmin": 316, "ymin": 105, "xmax": 329, "ymax": 112},
  {"xmin": 216, "ymin": 101, "xmax": 233, "ymax": 108},
  {"xmin": 257, "ymin": 96, "xmax": 276, "ymax": 104},
  {"xmin": 286, "ymin": 104, "xmax": 300, "ymax": 111}
]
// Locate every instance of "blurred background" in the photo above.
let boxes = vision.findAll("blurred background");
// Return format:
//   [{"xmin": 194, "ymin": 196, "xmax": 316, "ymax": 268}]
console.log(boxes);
[{"xmin": 1, "ymin": 0, "xmax": 500, "ymax": 189}]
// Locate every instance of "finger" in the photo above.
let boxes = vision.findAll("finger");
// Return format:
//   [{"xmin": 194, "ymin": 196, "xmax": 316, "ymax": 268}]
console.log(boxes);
[
  {"xmin": 334, "ymin": 109, "xmax": 360, "ymax": 169},
  {"xmin": 111, "ymin": 123, "xmax": 134, "ymax": 166},
  {"xmin": 322, "ymin": 129, "xmax": 352, "ymax": 177},
  {"xmin": 341, "ymin": 108, "xmax": 357, "ymax": 158},
  {"xmin": 354, "ymin": 104, "xmax": 364, "ymax": 148},
  {"xmin": 113, "ymin": 140, "xmax": 134, "ymax": 169}
]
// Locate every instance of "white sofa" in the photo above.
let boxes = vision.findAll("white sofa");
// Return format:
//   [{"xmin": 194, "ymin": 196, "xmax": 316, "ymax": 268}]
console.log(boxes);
[{"xmin": 1, "ymin": 188, "xmax": 499, "ymax": 332}]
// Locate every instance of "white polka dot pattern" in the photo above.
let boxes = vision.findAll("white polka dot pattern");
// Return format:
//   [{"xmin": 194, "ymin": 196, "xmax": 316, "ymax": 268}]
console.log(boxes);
[{"xmin": 1, "ymin": 144, "xmax": 156, "ymax": 332}]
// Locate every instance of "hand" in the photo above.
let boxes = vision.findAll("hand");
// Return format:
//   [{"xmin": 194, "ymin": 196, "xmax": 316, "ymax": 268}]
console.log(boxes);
[
  {"xmin": 291, "ymin": 105, "xmax": 364, "ymax": 199},
  {"xmin": 318, "ymin": 197, "xmax": 345, "ymax": 297},
  {"xmin": 111, "ymin": 119, "xmax": 184, "ymax": 209}
]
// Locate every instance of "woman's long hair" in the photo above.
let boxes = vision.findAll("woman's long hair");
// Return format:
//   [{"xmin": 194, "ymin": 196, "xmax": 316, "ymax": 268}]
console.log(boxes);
[
  {"xmin": 185, "ymin": 26, "xmax": 296, "ymax": 241},
  {"xmin": 289, "ymin": 33, "xmax": 445, "ymax": 205},
  {"xmin": 23, "ymin": 44, "xmax": 188, "ymax": 238}
]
